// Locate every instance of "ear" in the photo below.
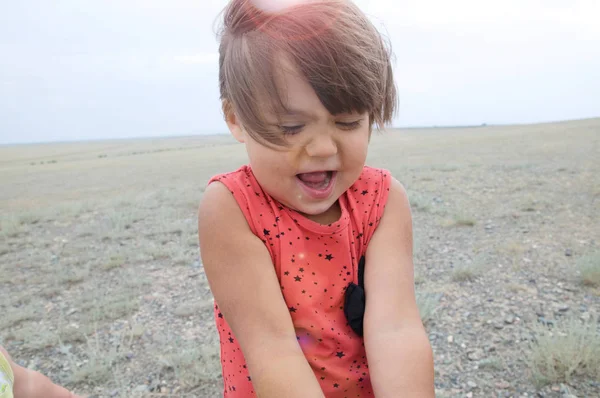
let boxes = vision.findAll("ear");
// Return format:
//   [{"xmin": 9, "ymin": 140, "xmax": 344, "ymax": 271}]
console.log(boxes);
[{"xmin": 223, "ymin": 100, "xmax": 245, "ymax": 143}]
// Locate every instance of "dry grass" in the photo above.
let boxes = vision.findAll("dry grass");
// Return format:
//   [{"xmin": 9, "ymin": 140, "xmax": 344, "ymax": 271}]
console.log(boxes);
[
  {"xmin": 173, "ymin": 300, "xmax": 213, "ymax": 318},
  {"xmin": 63, "ymin": 326, "xmax": 133, "ymax": 385},
  {"xmin": 478, "ymin": 357, "xmax": 504, "ymax": 371},
  {"xmin": 452, "ymin": 266, "xmax": 479, "ymax": 282},
  {"xmin": 528, "ymin": 316, "xmax": 600, "ymax": 386},
  {"xmin": 0, "ymin": 214, "xmax": 25, "ymax": 238},
  {"xmin": 0, "ymin": 306, "xmax": 41, "ymax": 329},
  {"xmin": 416, "ymin": 292, "xmax": 441, "ymax": 326},
  {"xmin": 80, "ymin": 290, "xmax": 141, "ymax": 324},
  {"xmin": 441, "ymin": 214, "xmax": 477, "ymax": 228},
  {"xmin": 1, "ymin": 120, "xmax": 599, "ymax": 396},
  {"xmin": 408, "ymin": 192, "xmax": 432, "ymax": 213},
  {"xmin": 6, "ymin": 322, "xmax": 59, "ymax": 351},
  {"xmin": 578, "ymin": 251, "xmax": 600, "ymax": 287},
  {"xmin": 452, "ymin": 256, "xmax": 487, "ymax": 282},
  {"xmin": 158, "ymin": 339, "xmax": 221, "ymax": 388},
  {"xmin": 452, "ymin": 215, "xmax": 476, "ymax": 227},
  {"xmin": 102, "ymin": 255, "xmax": 126, "ymax": 271}
]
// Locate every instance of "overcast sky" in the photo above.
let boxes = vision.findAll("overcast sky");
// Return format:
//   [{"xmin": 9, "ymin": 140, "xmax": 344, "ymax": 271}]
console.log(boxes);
[{"xmin": 1, "ymin": 0, "xmax": 598, "ymax": 144}]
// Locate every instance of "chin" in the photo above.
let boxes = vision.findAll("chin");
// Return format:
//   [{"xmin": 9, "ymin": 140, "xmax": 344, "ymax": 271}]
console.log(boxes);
[{"xmin": 294, "ymin": 199, "xmax": 338, "ymax": 216}]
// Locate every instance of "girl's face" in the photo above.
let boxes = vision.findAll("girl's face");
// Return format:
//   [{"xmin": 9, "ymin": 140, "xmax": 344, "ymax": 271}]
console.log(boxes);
[{"xmin": 227, "ymin": 58, "xmax": 371, "ymax": 223}]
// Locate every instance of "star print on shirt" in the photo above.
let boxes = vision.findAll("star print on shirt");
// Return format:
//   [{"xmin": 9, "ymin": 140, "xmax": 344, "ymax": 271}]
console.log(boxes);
[{"xmin": 210, "ymin": 165, "xmax": 391, "ymax": 397}]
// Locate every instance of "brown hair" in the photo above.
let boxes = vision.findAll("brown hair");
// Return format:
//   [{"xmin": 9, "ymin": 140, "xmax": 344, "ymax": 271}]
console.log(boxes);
[{"xmin": 217, "ymin": 0, "xmax": 397, "ymax": 146}]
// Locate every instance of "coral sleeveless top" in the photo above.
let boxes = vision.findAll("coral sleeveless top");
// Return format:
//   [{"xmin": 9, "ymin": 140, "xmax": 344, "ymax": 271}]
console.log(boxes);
[{"xmin": 208, "ymin": 165, "xmax": 391, "ymax": 397}]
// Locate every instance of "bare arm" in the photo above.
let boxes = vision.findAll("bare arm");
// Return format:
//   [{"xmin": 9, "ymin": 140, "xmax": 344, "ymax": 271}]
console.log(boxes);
[
  {"xmin": 0, "ymin": 346, "xmax": 82, "ymax": 398},
  {"xmin": 198, "ymin": 182, "xmax": 325, "ymax": 398},
  {"xmin": 363, "ymin": 178, "xmax": 435, "ymax": 397}
]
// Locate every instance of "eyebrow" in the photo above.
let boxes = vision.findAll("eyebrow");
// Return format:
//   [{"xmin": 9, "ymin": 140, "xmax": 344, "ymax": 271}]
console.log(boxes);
[
  {"xmin": 280, "ymin": 107, "xmax": 318, "ymax": 120},
  {"xmin": 279, "ymin": 107, "xmax": 362, "ymax": 120}
]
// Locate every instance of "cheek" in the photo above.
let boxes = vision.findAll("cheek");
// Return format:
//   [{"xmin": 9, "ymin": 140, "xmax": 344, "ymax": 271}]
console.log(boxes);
[
  {"xmin": 247, "ymin": 142, "xmax": 295, "ymax": 174},
  {"xmin": 345, "ymin": 130, "xmax": 370, "ymax": 161}
]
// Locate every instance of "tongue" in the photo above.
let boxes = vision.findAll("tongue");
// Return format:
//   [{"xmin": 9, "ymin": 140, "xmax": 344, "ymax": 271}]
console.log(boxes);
[{"xmin": 297, "ymin": 171, "xmax": 329, "ymax": 184}]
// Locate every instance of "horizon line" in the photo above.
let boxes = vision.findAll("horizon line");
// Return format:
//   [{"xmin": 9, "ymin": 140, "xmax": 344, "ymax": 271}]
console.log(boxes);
[{"xmin": 1, "ymin": 116, "xmax": 598, "ymax": 147}]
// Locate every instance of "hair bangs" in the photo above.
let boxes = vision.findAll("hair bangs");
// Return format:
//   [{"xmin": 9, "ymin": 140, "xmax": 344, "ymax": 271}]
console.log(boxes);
[{"xmin": 218, "ymin": 0, "xmax": 397, "ymax": 146}]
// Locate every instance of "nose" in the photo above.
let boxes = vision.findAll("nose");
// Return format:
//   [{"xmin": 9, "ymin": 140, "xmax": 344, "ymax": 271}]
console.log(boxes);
[{"xmin": 305, "ymin": 132, "xmax": 338, "ymax": 158}]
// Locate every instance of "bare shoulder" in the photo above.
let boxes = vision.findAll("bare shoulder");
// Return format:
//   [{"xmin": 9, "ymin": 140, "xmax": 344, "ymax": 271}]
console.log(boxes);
[
  {"xmin": 198, "ymin": 180, "xmax": 241, "ymax": 226},
  {"xmin": 385, "ymin": 177, "xmax": 411, "ymax": 216}
]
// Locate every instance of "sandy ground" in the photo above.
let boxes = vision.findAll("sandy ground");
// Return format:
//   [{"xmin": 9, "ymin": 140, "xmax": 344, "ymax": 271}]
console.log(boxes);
[{"xmin": 1, "ymin": 118, "xmax": 599, "ymax": 397}]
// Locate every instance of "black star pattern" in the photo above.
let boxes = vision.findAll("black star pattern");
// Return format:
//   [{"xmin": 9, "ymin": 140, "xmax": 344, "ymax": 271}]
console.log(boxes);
[{"xmin": 213, "ymin": 167, "xmax": 391, "ymax": 392}]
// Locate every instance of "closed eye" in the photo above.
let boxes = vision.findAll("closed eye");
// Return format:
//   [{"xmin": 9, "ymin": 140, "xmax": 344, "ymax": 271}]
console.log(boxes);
[
  {"xmin": 337, "ymin": 120, "xmax": 362, "ymax": 130},
  {"xmin": 279, "ymin": 125, "xmax": 305, "ymax": 135}
]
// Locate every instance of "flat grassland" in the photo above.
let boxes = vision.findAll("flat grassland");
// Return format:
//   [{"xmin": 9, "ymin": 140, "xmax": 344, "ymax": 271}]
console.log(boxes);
[{"xmin": 1, "ymin": 118, "xmax": 599, "ymax": 397}]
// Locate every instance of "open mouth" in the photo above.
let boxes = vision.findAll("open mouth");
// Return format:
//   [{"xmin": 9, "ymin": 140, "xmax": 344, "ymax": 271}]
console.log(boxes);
[
  {"xmin": 296, "ymin": 171, "xmax": 334, "ymax": 190},
  {"xmin": 295, "ymin": 171, "xmax": 337, "ymax": 199}
]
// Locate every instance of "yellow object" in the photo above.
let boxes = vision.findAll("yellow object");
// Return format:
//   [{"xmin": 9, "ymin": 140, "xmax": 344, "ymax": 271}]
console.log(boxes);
[{"xmin": 0, "ymin": 350, "xmax": 14, "ymax": 398}]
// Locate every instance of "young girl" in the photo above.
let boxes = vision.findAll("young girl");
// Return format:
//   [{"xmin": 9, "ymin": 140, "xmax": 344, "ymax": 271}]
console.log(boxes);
[
  {"xmin": 0, "ymin": 345, "xmax": 83, "ymax": 398},
  {"xmin": 198, "ymin": 0, "xmax": 435, "ymax": 397}
]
